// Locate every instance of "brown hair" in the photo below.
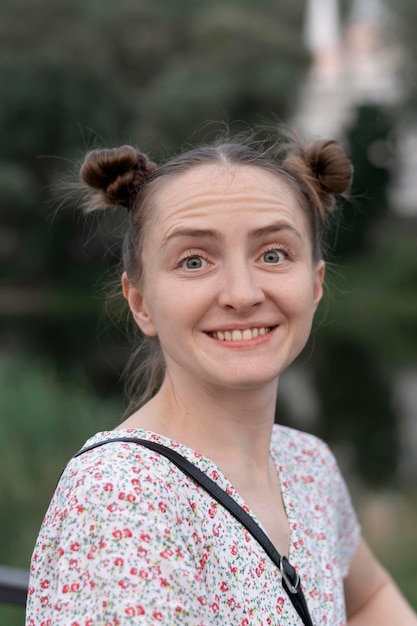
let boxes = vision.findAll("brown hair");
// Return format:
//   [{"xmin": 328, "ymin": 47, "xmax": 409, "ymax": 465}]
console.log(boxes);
[{"xmin": 80, "ymin": 131, "xmax": 353, "ymax": 410}]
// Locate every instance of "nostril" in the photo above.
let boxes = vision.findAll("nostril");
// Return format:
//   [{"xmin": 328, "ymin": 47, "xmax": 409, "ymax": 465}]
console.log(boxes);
[{"xmin": 218, "ymin": 284, "xmax": 265, "ymax": 311}]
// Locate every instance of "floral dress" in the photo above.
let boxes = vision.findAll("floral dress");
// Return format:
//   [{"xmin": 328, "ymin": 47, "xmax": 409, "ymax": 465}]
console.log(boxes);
[{"xmin": 26, "ymin": 425, "xmax": 360, "ymax": 625}]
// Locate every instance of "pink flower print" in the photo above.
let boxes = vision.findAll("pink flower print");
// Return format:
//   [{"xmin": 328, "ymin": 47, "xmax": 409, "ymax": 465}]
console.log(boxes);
[
  {"xmin": 301, "ymin": 475, "xmax": 314, "ymax": 484},
  {"xmin": 118, "ymin": 579, "xmax": 130, "ymax": 589},
  {"xmin": 160, "ymin": 548, "xmax": 174, "ymax": 559},
  {"xmin": 302, "ymin": 447, "xmax": 314, "ymax": 457},
  {"xmin": 124, "ymin": 606, "xmax": 136, "ymax": 617},
  {"xmin": 153, "ymin": 611, "xmax": 163, "ymax": 621},
  {"xmin": 112, "ymin": 529, "xmax": 123, "ymax": 540}
]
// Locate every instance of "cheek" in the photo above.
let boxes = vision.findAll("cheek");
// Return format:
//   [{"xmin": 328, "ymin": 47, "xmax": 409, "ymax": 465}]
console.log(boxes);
[
  {"xmin": 283, "ymin": 274, "xmax": 319, "ymax": 313},
  {"xmin": 141, "ymin": 280, "xmax": 185, "ymax": 332}
]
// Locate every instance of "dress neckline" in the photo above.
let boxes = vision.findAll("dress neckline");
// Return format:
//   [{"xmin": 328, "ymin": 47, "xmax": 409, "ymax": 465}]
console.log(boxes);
[{"xmin": 85, "ymin": 426, "xmax": 297, "ymax": 560}]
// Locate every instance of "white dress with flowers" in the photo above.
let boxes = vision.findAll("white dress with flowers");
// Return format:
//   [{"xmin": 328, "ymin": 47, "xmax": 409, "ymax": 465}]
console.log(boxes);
[{"xmin": 26, "ymin": 425, "xmax": 360, "ymax": 625}]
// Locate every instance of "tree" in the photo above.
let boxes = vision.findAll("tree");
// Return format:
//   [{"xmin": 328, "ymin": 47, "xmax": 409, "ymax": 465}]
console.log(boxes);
[{"xmin": 0, "ymin": 0, "xmax": 309, "ymax": 387}]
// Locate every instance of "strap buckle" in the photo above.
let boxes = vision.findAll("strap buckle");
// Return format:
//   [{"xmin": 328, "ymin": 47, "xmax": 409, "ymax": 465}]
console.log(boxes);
[{"xmin": 280, "ymin": 556, "xmax": 300, "ymax": 594}]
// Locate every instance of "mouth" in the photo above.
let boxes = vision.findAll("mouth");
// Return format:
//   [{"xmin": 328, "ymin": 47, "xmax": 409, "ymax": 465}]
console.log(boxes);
[{"xmin": 208, "ymin": 326, "xmax": 274, "ymax": 342}]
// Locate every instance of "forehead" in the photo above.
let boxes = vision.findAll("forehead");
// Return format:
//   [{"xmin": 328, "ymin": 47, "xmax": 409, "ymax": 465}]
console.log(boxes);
[{"xmin": 148, "ymin": 163, "xmax": 307, "ymax": 234}]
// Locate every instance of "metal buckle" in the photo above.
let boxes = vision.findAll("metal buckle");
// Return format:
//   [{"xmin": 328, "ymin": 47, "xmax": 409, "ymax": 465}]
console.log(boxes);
[{"xmin": 280, "ymin": 557, "xmax": 300, "ymax": 594}]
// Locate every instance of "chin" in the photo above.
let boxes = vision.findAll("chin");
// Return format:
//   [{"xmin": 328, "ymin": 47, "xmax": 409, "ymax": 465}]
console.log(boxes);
[{"xmin": 212, "ymin": 371, "xmax": 281, "ymax": 391}]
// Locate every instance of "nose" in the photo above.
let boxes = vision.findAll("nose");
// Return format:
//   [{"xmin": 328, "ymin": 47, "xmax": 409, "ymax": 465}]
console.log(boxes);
[{"xmin": 217, "ymin": 263, "xmax": 265, "ymax": 312}]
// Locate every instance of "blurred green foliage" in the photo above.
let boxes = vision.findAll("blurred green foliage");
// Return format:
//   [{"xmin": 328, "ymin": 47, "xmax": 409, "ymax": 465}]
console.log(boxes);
[
  {"xmin": 313, "ymin": 103, "xmax": 416, "ymax": 486},
  {"xmin": 0, "ymin": 357, "xmax": 122, "ymax": 625},
  {"xmin": 356, "ymin": 487, "xmax": 417, "ymax": 611},
  {"xmin": 0, "ymin": 357, "xmax": 122, "ymax": 569}
]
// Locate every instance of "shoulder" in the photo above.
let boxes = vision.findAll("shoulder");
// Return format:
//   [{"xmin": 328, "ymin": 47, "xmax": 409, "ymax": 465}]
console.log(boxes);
[
  {"xmin": 270, "ymin": 424, "xmax": 346, "ymax": 487},
  {"xmin": 271, "ymin": 424, "xmax": 332, "ymax": 460},
  {"xmin": 271, "ymin": 424, "xmax": 360, "ymax": 524},
  {"xmin": 54, "ymin": 431, "xmax": 182, "ymax": 514}
]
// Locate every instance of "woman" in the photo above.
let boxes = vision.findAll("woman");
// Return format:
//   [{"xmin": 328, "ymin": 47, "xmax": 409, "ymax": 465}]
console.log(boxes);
[{"xmin": 26, "ymin": 133, "xmax": 417, "ymax": 624}]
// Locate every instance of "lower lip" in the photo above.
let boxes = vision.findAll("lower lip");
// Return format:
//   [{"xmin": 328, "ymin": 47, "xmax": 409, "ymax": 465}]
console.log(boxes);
[{"xmin": 205, "ymin": 327, "xmax": 277, "ymax": 348}]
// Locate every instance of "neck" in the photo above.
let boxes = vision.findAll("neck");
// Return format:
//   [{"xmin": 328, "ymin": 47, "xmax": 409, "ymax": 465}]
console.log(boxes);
[{"xmin": 123, "ymin": 371, "xmax": 279, "ymax": 474}]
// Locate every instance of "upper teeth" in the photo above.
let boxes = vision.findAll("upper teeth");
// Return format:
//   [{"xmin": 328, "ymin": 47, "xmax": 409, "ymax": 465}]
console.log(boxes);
[{"xmin": 211, "ymin": 327, "xmax": 271, "ymax": 341}]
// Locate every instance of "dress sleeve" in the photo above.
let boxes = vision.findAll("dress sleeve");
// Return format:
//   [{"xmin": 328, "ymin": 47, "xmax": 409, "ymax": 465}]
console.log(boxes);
[
  {"xmin": 318, "ymin": 439, "xmax": 361, "ymax": 579},
  {"xmin": 26, "ymin": 445, "xmax": 211, "ymax": 626}
]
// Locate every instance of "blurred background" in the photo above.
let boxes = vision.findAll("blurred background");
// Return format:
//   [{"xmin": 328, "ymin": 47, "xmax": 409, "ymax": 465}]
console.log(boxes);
[{"xmin": 0, "ymin": 0, "xmax": 416, "ymax": 622}]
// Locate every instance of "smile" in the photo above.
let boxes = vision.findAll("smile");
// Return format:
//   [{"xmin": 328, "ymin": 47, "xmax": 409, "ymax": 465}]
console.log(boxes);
[{"xmin": 209, "ymin": 327, "xmax": 273, "ymax": 341}]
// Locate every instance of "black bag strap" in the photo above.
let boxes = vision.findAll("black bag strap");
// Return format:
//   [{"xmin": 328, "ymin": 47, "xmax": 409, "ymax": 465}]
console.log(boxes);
[{"xmin": 74, "ymin": 436, "xmax": 314, "ymax": 626}]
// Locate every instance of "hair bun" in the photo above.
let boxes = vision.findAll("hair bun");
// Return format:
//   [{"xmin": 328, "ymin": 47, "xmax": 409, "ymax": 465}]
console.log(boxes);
[
  {"xmin": 284, "ymin": 137, "xmax": 353, "ymax": 218},
  {"xmin": 80, "ymin": 145, "xmax": 156, "ymax": 211},
  {"xmin": 305, "ymin": 139, "xmax": 352, "ymax": 196}
]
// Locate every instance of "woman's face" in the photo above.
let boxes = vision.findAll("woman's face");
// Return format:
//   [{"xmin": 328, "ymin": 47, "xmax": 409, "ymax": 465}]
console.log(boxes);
[{"xmin": 125, "ymin": 164, "xmax": 325, "ymax": 393}]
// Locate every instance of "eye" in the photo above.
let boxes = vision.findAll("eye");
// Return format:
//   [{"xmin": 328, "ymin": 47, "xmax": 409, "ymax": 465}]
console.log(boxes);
[
  {"xmin": 181, "ymin": 255, "xmax": 207, "ymax": 270},
  {"xmin": 260, "ymin": 248, "xmax": 286, "ymax": 264}
]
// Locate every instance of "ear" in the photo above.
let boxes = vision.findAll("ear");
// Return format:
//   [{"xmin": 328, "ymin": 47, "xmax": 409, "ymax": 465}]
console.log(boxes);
[
  {"xmin": 121, "ymin": 272, "xmax": 158, "ymax": 337},
  {"xmin": 312, "ymin": 260, "xmax": 325, "ymax": 311}
]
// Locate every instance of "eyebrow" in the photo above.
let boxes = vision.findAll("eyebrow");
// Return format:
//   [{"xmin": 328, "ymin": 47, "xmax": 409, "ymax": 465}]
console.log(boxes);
[
  {"xmin": 160, "ymin": 221, "xmax": 302, "ymax": 248},
  {"xmin": 248, "ymin": 221, "xmax": 302, "ymax": 242},
  {"xmin": 161, "ymin": 228, "xmax": 222, "ymax": 248}
]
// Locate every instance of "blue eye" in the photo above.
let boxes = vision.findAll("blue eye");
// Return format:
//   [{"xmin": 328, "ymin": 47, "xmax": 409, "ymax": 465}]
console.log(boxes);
[
  {"xmin": 262, "ymin": 249, "xmax": 284, "ymax": 264},
  {"xmin": 183, "ymin": 256, "xmax": 204, "ymax": 269}
]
